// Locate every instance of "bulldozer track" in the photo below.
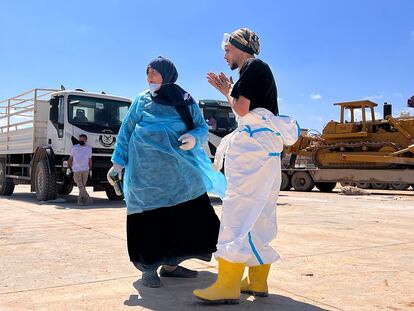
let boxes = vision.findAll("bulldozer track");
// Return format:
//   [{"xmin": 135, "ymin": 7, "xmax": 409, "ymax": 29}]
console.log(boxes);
[{"xmin": 311, "ymin": 141, "xmax": 401, "ymax": 169}]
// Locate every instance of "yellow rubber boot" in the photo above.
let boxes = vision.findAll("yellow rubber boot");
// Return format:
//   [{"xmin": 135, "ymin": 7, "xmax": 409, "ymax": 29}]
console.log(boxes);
[
  {"xmin": 240, "ymin": 264, "xmax": 271, "ymax": 297},
  {"xmin": 193, "ymin": 258, "xmax": 245, "ymax": 304}
]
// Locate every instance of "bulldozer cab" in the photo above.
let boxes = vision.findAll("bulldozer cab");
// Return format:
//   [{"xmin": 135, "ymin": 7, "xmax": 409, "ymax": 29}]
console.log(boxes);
[{"xmin": 322, "ymin": 100, "xmax": 377, "ymax": 139}]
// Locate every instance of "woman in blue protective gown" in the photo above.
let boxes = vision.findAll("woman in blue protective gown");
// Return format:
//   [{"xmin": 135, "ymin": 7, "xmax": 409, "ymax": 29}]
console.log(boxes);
[{"xmin": 108, "ymin": 56, "xmax": 226, "ymax": 288}]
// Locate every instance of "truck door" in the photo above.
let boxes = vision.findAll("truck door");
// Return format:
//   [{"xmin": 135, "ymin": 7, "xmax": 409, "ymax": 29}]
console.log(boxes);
[{"xmin": 48, "ymin": 96, "xmax": 65, "ymax": 154}]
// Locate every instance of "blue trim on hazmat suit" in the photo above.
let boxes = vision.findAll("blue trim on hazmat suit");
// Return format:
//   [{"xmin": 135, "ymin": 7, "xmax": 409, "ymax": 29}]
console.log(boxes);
[{"xmin": 112, "ymin": 91, "xmax": 226, "ymax": 215}]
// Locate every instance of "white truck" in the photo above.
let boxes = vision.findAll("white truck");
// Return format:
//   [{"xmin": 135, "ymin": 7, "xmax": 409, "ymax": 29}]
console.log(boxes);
[{"xmin": 0, "ymin": 88, "xmax": 131, "ymax": 200}]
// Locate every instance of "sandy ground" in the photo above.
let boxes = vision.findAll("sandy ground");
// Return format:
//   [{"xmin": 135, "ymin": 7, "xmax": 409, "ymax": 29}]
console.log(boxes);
[{"xmin": 0, "ymin": 185, "xmax": 413, "ymax": 311}]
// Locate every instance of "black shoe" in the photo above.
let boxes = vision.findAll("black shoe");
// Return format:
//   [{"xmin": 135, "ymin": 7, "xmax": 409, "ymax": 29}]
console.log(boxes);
[
  {"xmin": 142, "ymin": 271, "xmax": 161, "ymax": 288},
  {"xmin": 159, "ymin": 265, "xmax": 198, "ymax": 278}
]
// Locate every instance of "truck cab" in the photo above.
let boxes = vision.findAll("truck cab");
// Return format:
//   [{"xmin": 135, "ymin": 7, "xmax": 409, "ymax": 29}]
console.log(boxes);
[
  {"xmin": 48, "ymin": 90, "xmax": 130, "ymax": 156},
  {"xmin": 47, "ymin": 90, "xmax": 131, "ymax": 199}
]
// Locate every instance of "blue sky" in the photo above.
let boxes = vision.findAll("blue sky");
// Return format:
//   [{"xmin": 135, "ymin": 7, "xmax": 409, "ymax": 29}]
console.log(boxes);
[{"xmin": 1, "ymin": 0, "xmax": 413, "ymax": 131}]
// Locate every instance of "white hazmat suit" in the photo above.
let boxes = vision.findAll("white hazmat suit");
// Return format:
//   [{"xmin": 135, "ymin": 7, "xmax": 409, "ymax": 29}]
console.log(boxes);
[{"xmin": 213, "ymin": 108, "xmax": 299, "ymax": 266}]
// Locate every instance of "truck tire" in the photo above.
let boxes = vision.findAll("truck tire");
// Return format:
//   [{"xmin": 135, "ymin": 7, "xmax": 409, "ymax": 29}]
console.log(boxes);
[
  {"xmin": 0, "ymin": 160, "xmax": 15, "ymax": 196},
  {"xmin": 355, "ymin": 182, "xmax": 371, "ymax": 189},
  {"xmin": 280, "ymin": 171, "xmax": 291, "ymax": 191},
  {"xmin": 315, "ymin": 182, "xmax": 336, "ymax": 192},
  {"xmin": 35, "ymin": 160, "xmax": 57, "ymax": 201},
  {"xmin": 389, "ymin": 183, "xmax": 409, "ymax": 190},
  {"xmin": 58, "ymin": 183, "xmax": 74, "ymax": 195},
  {"xmin": 105, "ymin": 186, "xmax": 124, "ymax": 201},
  {"xmin": 291, "ymin": 171, "xmax": 314, "ymax": 192},
  {"xmin": 371, "ymin": 183, "xmax": 389, "ymax": 190}
]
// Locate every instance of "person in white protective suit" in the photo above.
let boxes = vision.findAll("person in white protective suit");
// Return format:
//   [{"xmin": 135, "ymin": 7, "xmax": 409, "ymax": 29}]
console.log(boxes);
[
  {"xmin": 193, "ymin": 28, "xmax": 300, "ymax": 304},
  {"xmin": 107, "ymin": 56, "xmax": 226, "ymax": 288}
]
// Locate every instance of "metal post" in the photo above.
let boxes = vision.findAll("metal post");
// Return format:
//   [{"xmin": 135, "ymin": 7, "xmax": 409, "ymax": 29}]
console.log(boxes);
[
  {"xmin": 34, "ymin": 89, "xmax": 38, "ymax": 151},
  {"xmin": 361, "ymin": 106, "xmax": 366, "ymax": 131},
  {"xmin": 6, "ymin": 99, "xmax": 10, "ymax": 151},
  {"xmin": 7, "ymin": 99, "xmax": 10, "ymax": 133}
]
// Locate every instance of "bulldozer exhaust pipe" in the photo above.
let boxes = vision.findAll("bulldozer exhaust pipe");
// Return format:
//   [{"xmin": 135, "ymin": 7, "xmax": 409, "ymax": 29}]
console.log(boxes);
[{"xmin": 383, "ymin": 102, "xmax": 392, "ymax": 119}]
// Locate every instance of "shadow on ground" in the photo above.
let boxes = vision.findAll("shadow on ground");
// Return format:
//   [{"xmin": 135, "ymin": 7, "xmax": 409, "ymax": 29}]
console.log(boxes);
[
  {"xmin": 6, "ymin": 189, "xmax": 228, "ymax": 210},
  {"xmin": 4, "ymin": 191, "xmax": 126, "ymax": 210},
  {"xmin": 124, "ymin": 271, "xmax": 330, "ymax": 311}
]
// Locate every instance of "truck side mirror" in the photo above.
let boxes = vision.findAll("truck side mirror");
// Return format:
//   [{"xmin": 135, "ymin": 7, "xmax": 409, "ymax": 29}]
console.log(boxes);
[
  {"xmin": 49, "ymin": 97, "xmax": 59, "ymax": 122},
  {"xmin": 49, "ymin": 97, "xmax": 59, "ymax": 106}
]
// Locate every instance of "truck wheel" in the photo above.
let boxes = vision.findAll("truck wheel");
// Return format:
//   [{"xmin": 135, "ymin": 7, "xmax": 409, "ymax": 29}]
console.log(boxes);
[
  {"xmin": 371, "ymin": 183, "xmax": 389, "ymax": 190},
  {"xmin": 411, "ymin": 184, "xmax": 414, "ymax": 190},
  {"xmin": 280, "ymin": 171, "xmax": 291, "ymax": 191},
  {"xmin": 291, "ymin": 171, "xmax": 314, "ymax": 191},
  {"xmin": 0, "ymin": 160, "xmax": 15, "ymax": 196},
  {"xmin": 389, "ymin": 183, "xmax": 409, "ymax": 190},
  {"xmin": 355, "ymin": 182, "xmax": 371, "ymax": 189},
  {"xmin": 105, "ymin": 186, "xmax": 124, "ymax": 201},
  {"xmin": 35, "ymin": 160, "xmax": 57, "ymax": 201},
  {"xmin": 315, "ymin": 182, "xmax": 337, "ymax": 192},
  {"xmin": 58, "ymin": 183, "xmax": 74, "ymax": 195}
]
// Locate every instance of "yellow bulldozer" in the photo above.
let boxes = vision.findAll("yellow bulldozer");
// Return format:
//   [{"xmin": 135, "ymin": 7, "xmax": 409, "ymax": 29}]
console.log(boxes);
[{"xmin": 288, "ymin": 100, "xmax": 414, "ymax": 169}]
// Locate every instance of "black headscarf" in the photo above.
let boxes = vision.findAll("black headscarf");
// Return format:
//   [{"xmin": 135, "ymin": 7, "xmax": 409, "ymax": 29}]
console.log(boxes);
[{"xmin": 147, "ymin": 56, "xmax": 195, "ymax": 130}]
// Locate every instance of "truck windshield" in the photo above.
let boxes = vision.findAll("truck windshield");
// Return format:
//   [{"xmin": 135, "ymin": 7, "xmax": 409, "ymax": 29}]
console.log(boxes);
[{"xmin": 68, "ymin": 95, "xmax": 130, "ymax": 133}]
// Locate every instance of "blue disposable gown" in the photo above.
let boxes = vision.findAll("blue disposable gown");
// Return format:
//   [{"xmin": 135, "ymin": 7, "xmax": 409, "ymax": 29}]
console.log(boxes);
[{"xmin": 112, "ymin": 91, "xmax": 226, "ymax": 215}]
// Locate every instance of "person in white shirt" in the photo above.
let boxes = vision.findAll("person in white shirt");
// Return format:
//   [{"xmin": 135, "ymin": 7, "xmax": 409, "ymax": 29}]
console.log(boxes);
[{"xmin": 68, "ymin": 134, "xmax": 92, "ymax": 205}]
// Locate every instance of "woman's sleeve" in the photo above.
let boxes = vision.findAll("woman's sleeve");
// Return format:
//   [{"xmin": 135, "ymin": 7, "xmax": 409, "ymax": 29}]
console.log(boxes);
[
  {"xmin": 111, "ymin": 95, "xmax": 143, "ymax": 167},
  {"xmin": 187, "ymin": 103, "xmax": 209, "ymax": 145}
]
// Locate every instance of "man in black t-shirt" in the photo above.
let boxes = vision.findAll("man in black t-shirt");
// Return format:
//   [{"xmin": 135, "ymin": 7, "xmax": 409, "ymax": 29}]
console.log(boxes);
[
  {"xmin": 206, "ymin": 28, "xmax": 278, "ymax": 116},
  {"xmin": 231, "ymin": 57, "xmax": 278, "ymax": 115},
  {"xmin": 194, "ymin": 28, "xmax": 282, "ymax": 304}
]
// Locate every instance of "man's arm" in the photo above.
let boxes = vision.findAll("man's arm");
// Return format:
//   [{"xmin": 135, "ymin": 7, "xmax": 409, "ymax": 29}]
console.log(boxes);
[
  {"xmin": 68, "ymin": 156, "xmax": 73, "ymax": 168},
  {"xmin": 207, "ymin": 72, "xmax": 250, "ymax": 116},
  {"xmin": 88, "ymin": 147, "xmax": 92, "ymax": 170},
  {"xmin": 225, "ymin": 94, "xmax": 250, "ymax": 117}
]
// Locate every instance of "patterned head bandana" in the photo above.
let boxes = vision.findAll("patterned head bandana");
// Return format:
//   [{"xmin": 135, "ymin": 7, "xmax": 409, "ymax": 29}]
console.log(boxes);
[{"xmin": 222, "ymin": 28, "xmax": 260, "ymax": 55}]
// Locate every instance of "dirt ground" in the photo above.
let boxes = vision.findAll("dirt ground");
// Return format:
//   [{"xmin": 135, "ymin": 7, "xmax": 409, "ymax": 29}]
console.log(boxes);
[{"xmin": 0, "ymin": 185, "xmax": 413, "ymax": 311}]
